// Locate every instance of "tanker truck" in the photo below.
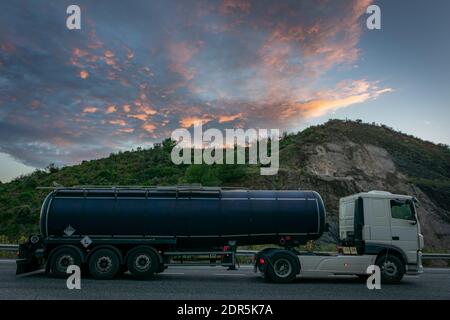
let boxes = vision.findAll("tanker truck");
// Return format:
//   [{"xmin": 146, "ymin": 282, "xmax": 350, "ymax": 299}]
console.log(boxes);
[{"xmin": 16, "ymin": 186, "xmax": 423, "ymax": 283}]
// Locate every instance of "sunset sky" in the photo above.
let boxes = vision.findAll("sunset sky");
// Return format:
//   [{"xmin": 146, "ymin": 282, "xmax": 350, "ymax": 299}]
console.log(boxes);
[{"xmin": 1, "ymin": 0, "xmax": 449, "ymax": 182}]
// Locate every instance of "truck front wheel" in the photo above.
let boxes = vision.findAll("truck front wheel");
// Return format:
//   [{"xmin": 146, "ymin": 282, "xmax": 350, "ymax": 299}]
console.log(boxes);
[
  {"xmin": 127, "ymin": 247, "xmax": 160, "ymax": 279},
  {"xmin": 88, "ymin": 249, "xmax": 120, "ymax": 280},
  {"xmin": 266, "ymin": 253, "xmax": 298, "ymax": 283},
  {"xmin": 376, "ymin": 254, "xmax": 405, "ymax": 284}
]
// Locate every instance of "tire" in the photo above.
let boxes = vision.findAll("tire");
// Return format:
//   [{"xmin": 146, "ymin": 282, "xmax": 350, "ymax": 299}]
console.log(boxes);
[
  {"xmin": 376, "ymin": 254, "xmax": 405, "ymax": 284},
  {"xmin": 266, "ymin": 253, "xmax": 298, "ymax": 283},
  {"xmin": 50, "ymin": 247, "xmax": 83, "ymax": 278},
  {"xmin": 127, "ymin": 247, "xmax": 160, "ymax": 279},
  {"xmin": 88, "ymin": 248, "xmax": 120, "ymax": 280}
]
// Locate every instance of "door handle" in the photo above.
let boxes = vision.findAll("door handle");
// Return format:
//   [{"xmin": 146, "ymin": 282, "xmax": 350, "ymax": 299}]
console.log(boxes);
[{"xmin": 392, "ymin": 236, "xmax": 399, "ymax": 240}]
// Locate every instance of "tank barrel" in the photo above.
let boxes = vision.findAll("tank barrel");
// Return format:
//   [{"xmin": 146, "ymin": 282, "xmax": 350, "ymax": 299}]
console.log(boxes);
[{"xmin": 40, "ymin": 187, "xmax": 326, "ymax": 248}]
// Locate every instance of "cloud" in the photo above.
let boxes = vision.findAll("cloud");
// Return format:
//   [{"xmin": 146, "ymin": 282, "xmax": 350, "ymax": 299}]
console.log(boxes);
[
  {"xmin": 127, "ymin": 114, "xmax": 148, "ymax": 121},
  {"xmin": 142, "ymin": 123, "xmax": 157, "ymax": 133},
  {"xmin": 180, "ymin": 116, "xmax": 212, "ymax": 128},
  {"xmin": 106, "ymin": 105, "xmax": 117, "ymax": 113},
  {"xmin": 168, "ymin": 41, "xmax": 201, "ymax": 81},
  {"xmin": 109, "ymin": 119, "xmax": 127, "ymax": 126},
  {"xmin": 123, "ymin": 104, "xmax": 131, "ymax": 112},
  {"xmin": 83, "ymin": 107, "xmax": 98, "ymax": 113},
  {"xmin": 0, "ymin": 0, "xmax": 391, "ymax": 170},
  {"xmin": 218, "ymin": 113, "xmax": 242, "ymax": 123},
  {"xmin": 220, "ymin": 0, "xmax": 251, "ymax": 15},
  {"xmin": 79, "ymin": 70, "xmax": 89, "ymax": 79},
  {"xmin": 288, "ymin": 84, "xmax": 393, "ymax": 119}
]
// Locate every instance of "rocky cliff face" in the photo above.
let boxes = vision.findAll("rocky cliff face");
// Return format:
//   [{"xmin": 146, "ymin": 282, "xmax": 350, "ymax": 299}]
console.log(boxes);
[{"xmin": 305, "ymin": 141, "xmax": 450, "ymax": 248}]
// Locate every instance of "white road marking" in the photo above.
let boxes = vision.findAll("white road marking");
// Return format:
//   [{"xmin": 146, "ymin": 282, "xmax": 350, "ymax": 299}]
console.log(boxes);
[
  {"xmin": 0, "ymin": 259, "xmax": 16, "ymax": 264},
  {"xmin": 164, "ymin": 272, "xmax": 185, "ymax": 275},
  {"xmin": 16, "ymin": 270, "xmax": 45, "ymax": 277}
]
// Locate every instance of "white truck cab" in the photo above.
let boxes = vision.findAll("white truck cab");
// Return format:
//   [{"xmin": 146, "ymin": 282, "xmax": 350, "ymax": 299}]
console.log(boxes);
[{"xmin": 255, "ymin": 191, "xmax": 424, "ymax": 284}]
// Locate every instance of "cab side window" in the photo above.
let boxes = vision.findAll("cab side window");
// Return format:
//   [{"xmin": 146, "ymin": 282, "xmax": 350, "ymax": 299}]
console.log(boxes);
[{"xmin": 390, "ymin": 200, "xmax": 415, "ymax": 221}]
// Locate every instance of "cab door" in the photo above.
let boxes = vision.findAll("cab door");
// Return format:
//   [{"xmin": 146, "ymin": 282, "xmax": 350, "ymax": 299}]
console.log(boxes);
[
  {"xmin": 389, "ymin": 199, "xmax": 419, "ymax": 264},
  {"xmin": 364, "ymin": 198, "xmax": 392, "ymax": 246}
]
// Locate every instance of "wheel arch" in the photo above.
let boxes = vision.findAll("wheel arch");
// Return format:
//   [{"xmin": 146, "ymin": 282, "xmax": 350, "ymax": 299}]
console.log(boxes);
[
  {"xmin": 375, "ymin": 248, "xmax": 406, "ymax": 266},
  {"xmin": 365, "ymin": 242, "xmax": 408, "ymax": 266},
  {"xmin": 46, "ymin": 245, "xmax": 85, "ymax": 272}
]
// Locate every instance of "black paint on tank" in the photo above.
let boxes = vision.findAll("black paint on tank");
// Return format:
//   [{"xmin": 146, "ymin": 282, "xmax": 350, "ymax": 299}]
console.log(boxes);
[{"xmin": 39, "ymin": 188, "xmax": 326, "ymax": 247}]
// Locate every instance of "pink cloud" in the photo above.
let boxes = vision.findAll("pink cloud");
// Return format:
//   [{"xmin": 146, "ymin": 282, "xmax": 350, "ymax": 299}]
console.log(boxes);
[
  {"xmin": 106, "ymin": 105, "xmax": 117, "ymax": 114},
  {"xmin": 179, "ymin": 116, "xmax": 211, "ymax": 128},
  {"xmin": 83, "ymin": 106, "xmax": 97, "ymax": 113},
  {"xmin": 109, "ymin": 119, "xmax": 127, "ymax": 126},
  {"xmin": 218, "ymin": 113, "xmax": 242, "ymax": 123},
  {"xmin": 168, "ymin": 41, "xmax": 201, "ymax": 81}
]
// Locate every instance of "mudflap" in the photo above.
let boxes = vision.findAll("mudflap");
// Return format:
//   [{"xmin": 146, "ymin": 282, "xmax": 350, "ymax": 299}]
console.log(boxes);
[
  {"xmin": 16, "ymin": 257, "xmax": 41, "ymax": 275},
  {"xmin": 16, "ymin": 242, "xmax": 44, "ymax": 275}
]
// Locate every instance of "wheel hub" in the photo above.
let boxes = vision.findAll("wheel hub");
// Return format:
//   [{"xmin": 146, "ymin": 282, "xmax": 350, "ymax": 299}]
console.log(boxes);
[
  {"xmin": 274, "ymin": 258, "xmax": 292, "ymax": 278},
  {"xmin": 57, "ymin": 255, "xmax": 74, "ymax": 272},
  {"xmin": 135, "ymin": 254, "xmax": 151, "ymax": 271},
  {"xmin": 382, "ymin": 261, "xmax": 397, "ymax": 277},
  {"xmin": 96, "ymin": 256, "xmax": 113, "ymax": 273}
]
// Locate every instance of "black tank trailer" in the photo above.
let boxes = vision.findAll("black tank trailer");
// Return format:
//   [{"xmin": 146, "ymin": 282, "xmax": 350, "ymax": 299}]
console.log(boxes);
[
  {"xmin": 39, "ymin": 187, "xmax": 326, "ymax": 247},
  {"xmin": 17, "ymin": 186, "xmax": 327, "ymax": 280}
]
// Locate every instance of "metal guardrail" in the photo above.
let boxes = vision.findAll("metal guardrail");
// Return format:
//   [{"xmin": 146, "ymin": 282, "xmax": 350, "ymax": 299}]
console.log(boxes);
[
  {"xmin": 1, "ymin": 244, "xmax": 449, "ymax": 260},
  {"xmin": 422, "ymin": 253, "xmax": 450, "ymax": 260},
  {"xmin": 0, "ymin": 244, "xmax": 19, "ymax": 252},
  {"xmin": 236, "ymin": 250, "xmax": 258, "ymax": 256}
]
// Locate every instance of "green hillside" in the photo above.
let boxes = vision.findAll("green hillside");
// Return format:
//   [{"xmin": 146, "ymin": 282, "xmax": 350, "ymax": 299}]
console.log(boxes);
[{"xmin": 1, "ymin": 119, "xmax": 449, "ymax": 245}]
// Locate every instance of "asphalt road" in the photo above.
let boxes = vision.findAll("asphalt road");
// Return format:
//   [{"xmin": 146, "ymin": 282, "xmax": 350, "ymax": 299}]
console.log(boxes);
[{"xmin": 1, "ymin": 260, "xmax": 449, "ymax": 300}]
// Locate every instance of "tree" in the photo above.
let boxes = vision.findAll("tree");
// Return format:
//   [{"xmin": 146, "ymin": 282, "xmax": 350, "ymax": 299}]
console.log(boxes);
[
  {"xmin": 184, "ymin": 164, "xmax": 221, "ymax": 186},
  {"xmin": 46, "ymin": 163, "xmax": 59, "ymax": 174}
]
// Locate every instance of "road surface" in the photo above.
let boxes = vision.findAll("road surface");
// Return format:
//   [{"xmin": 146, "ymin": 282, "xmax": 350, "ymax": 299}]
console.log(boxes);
[{"xmin": 1, "ymin": 260, "xmax": 449, "ymax": 299}]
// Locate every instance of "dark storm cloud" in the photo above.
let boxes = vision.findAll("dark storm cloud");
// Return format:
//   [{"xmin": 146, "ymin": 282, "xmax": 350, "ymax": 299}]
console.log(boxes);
[{"xmin": 0, "ymin": 0, "xmax": 389, "ymax": 168}]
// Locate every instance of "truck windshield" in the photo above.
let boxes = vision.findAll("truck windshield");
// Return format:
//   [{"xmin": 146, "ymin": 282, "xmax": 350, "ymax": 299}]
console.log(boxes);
[{"xmin": 390, "ymin": 199, "xmax": 416, "ymax": 221}]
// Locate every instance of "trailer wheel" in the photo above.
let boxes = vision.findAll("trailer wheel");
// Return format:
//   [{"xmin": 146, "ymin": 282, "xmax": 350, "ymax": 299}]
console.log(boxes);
[
  {"xmin": 50, "ymin": 247, "xmax": 83, "ymax": 278},
  {"xmin": 376, "ymin": 254, "xmax": 405, "ymax": 284},
  {"xmin": 127, "ymin": 247, "xmax": 160, "ymax": 279},
  {"xmin": 88, "ymin": 248, "xmax": 120, "ymax": 280},
  {"xmin": 266, "ymin": 253, "xmax": 297, "ymax": 283}
]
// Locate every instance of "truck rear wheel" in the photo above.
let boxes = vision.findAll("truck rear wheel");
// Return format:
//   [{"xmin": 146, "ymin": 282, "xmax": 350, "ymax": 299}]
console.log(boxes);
[
  {"xmin": 50, "ymin": 247, "xmax": 83, "ymax": 278},
  {"xmin": 127, "ymin": 247, "xmax": 160, "ymax": 279},
  {"xmin": 88, "ymin": 248, "xmax": 120, "ymax": 280},
  {"xmin": 376, "ymin": 254, "xmax": 405, "ymax": 284},
  {"xmin": 266, "ymin": 253, "xmax": 297, "ymax": 283}
]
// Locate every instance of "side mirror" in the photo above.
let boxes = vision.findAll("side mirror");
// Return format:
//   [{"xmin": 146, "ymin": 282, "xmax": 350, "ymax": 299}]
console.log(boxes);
[{"xmin": 409, "ymin": 220, "xmax": 417, "ymax": 225}]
